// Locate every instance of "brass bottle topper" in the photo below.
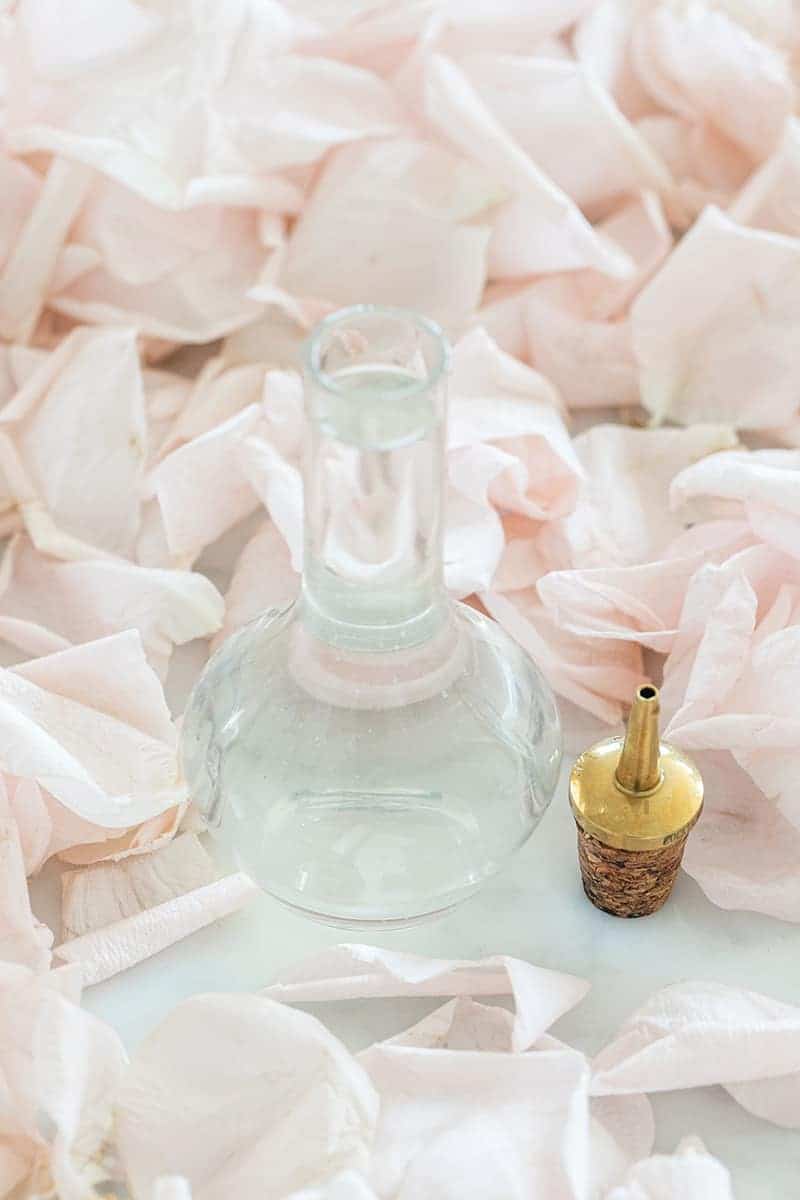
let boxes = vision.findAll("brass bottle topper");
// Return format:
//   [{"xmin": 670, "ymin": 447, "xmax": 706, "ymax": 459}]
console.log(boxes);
[{"xmin": 569, "ymin": 685, "xmax": 703, "ymax": 917}]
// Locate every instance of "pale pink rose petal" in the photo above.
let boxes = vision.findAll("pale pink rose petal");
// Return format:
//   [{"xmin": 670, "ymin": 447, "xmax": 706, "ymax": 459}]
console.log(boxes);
[
  {"xmin": 56, "ymin": 802, "xmax": 185, "ymax": 868},
  {"xmin": 55, "ymin": 872, "xmax": 258, "ymax": 986},
  {"xmin": 670, "ymin": 448, "xmax": 800, "ymax": 560},
  {"xmin": 146, "ymin": 405, "xmax": 263, "ymax": 566},
  {"xmin": 0, "ymin": 325, "xmax": 146, "ymax": 559},
  {"xmin": 564, "ymin": 424, "xmax": 739, "ymax": 569},
  {"xmin": 448, "ymin": 328, "xmax": 582, "ymax": 521},
  {"xmin": 661, "ymin": 546, "xmax": 800, "ymax": 805},
  {"xmin": 443, "ymin": 480, "xmax": 505, "ymax": 596},
  {"xmin": 607, "ymin": 1137, "xmax": 735, "ymax": 1200},
  {"xmin": 0, "ymin": 157, "xmax": 93, "ymax": 342},
  {"xmin": 635, "ymin": 113, "xmax": 755, "ymax": 230},
  {"xmin": 359, "ymin": 1036, "xmax": 590, "ymax": 1200},
  {"xmin": 730, "ymin": 117, "xmax": 800, "ymax": 236},
  {"xmin": 238, "ymin": 435, "xmax": 304, "ymax": 569},
  {"xmin": 51, "ymin": 190, "xmax": 266, "ymax": 344},
  {"xmin": 571, "ymin": 192, "xmax": 674, "ymax": 322},
  {"xmin": 156, "ymin": 359, "xmax": 267, "ymax": 460},
  {"xmin": 376, "ymin": 999, "xmax": 654, "ymax": 1194},
  {"xmin": 484, "ymin": 589, "xmax": 644, "ymax": 723},
  {"xmin": 115, "ymin": 994, "xmax": 379, "ymax": 1200},
  {"xmin": 0, "ymin": 959, "xmax": 127, "ymax": 1199},
  {"xmin": 592, "ymin": 980, "xmax": 800, "ymax": 1129},
  {"xmin": 211, "ymin": 522, "xmax": 298, "ymax": 651},
  {"xmin": 538, "ymin": 554, "xmax": 715, "ymax": 653},
  {"xmin": 0, "ymin": 631, "xmax": 183, "ymax": 844},
  {"xmin": 6, "ymin": 774, "xmax": 52, "ymax": 874},
  {"xmin": 2, "ymin": 2, "xmax": 315, "ymax": 208},
  {"xmin": 525, "ymin": 279, "xmax": 640, "ymax": 411},
  {"xmin": 282, "ymin": 137, "xmax": 496, "ymax": 333},
  {"xmin": 215, "ymin": 53, "xmax": 401, "ymax": 173},
  {"xmin": 682, "ymin": 752, "xmax": 800, "ymax": 922},
  {"xmin": 263, "ymin": 944, "xmax": 589, "ymax": 1054},
  {"xmin": 0, "ymin": 534, "xmax": 224, "ymax": 677},
  {"xmin": 60, "ymin": 832, "xmax": 216, "ymax": 939},
  {"xmin": 573, "ymin": 0, "xmax": 656, "ymax": 122},
  {"xmin": 0, "ymin": 150, "xmax": 40, "ymax": 271},
  {"xmin": 420, "ymin": 52, "xmax": 633, "ymax": 281},
  {"xmin": 0, "ymin": 777, "xmax": 52, "ymax": 969},
  {"xmin": 537, "ymin": 519, "xmax": 753, "ymax": 654},
  {"xmin": 630, "ymin": 6, "xmax": 793, "ymax": 160},
  {"xmin": 452, "ymin": 53, "xmax": 671, "ymax": 218},
  {"xmin": 631, "ymin": 206, "xmax": 800, "ymax": 429}
]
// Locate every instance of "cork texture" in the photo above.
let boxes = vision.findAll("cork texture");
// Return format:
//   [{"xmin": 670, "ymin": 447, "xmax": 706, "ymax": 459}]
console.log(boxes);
[{"xmin": 575, "ymin": 825, "xmax": 687, "ymax": 918}]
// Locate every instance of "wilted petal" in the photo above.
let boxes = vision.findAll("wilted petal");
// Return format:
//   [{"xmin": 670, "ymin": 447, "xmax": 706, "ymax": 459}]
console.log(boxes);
[
  {"xmin": 360, "ymin": 1036, "xmax": 590, "ymax": 1200},
  {"xmin": 670, "ymin": 448, "xmax": 800, "ymax": 560},
  {"xmin": 682, "ymin": 752, "xmax": 800, "ymax": 922},
  {"xmin": 263, "ymin": 943, "xmax": 588, "ymax": 1053},
  {"xmin": 592, "ymin": 980, "xmax": 800, "ymax": 1129},
  {"xmin": 0, "ymin": 960, "xmax": 127, "ymax": 1199},
  {"xmin": 115, "ymin": 993, "xmax": 379, "ymax": 1200},
  {"xmin": 448, "ymin": 328, "xmax": 582, "ymax": 521},
  {"xmin": 484, "ymin": 589, "xmax": 643, "ymax": 723},
  {"xmin": 55, "ymin": 872, "xmax": 258, "ymax": 986},
  {"xmin": 61, "ymin": 832, "xmax": 216, "ymax": 938},
  {"xmin": 562, "ymin": 423, "xmax": 739, "ymax": 570}
]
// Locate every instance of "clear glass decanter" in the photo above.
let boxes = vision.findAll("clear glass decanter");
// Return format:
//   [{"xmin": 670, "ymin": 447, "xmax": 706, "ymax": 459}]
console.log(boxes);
[{"xmin": 181, "ymin": 306, "xmax": 562, "ymax": 927}]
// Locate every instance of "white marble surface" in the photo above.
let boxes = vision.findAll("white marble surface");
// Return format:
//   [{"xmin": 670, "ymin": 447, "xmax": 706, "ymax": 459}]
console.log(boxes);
[{"xmin": 31, "ymin": 645, "xmax": 800, "ymax": 1198}]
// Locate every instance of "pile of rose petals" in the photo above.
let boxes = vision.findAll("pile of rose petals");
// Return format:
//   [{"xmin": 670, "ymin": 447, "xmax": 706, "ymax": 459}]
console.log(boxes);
[{"xmin": 1, "ymin": 0, "xmax": 800, "ymax": 1194}]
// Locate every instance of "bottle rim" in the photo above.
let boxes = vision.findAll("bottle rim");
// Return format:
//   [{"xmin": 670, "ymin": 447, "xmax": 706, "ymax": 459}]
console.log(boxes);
[{"xmin": 302, "ymin": 304, "xmax": 451, "ymax": 399}]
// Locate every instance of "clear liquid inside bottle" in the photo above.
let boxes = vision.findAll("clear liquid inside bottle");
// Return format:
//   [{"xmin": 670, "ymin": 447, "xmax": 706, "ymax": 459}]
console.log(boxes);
[{"xmin": 181, "ymin": 306, "xmax": 562, "ymax": 927}]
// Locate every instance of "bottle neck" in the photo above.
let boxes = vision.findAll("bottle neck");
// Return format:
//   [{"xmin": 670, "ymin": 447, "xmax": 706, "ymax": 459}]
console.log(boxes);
[{"xmin": 299, "ymin": 370, "xmax": 449, "ymax": 652}]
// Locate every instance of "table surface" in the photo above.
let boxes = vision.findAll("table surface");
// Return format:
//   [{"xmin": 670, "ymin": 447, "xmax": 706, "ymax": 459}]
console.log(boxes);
[{"xmin": 30, "ymin": 643, "xmax": 800, "ymax": 1200}]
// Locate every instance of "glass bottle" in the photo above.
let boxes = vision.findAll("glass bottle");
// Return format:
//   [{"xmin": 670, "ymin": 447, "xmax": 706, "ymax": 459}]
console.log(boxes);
[{"xmin": 181, "ymin": 305, "xmax": 562, "ymax": 928}]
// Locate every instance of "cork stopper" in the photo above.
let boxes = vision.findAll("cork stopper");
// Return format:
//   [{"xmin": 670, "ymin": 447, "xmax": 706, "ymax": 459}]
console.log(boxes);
[{"xmin": 569, "ymin": 685, "xmax": 703, "ymax": 918}]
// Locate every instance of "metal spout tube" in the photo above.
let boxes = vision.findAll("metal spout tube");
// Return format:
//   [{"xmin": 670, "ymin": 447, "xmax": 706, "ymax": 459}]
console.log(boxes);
[{"xmin": 615, "ymin": 685, "xmax": 662, "ymax": 795}]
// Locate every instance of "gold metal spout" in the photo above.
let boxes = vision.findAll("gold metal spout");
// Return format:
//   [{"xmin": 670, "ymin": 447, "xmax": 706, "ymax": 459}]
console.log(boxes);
[
  {"xmin": 568, "ymin": 682, "xmax": 705, "ymax": 917},
  {"xmin": 615, "ymin": 685, "xmax": 662, "ymax": 795}
]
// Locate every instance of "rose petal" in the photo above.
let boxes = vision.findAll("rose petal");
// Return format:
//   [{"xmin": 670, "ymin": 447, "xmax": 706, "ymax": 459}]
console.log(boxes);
[
  {"xmin": 632, "ymin": 206, "xmax": 800, "ymax": 430},
  {"xmin": 263, "ymin": 943, "xmax": 588, "ymax": 1053},
  {"xmin": 115, "ymin": 993, "xmax": 378, "ymax": 1200},
  {"xmin": 0, "ymin": 326, "xmax": 146, "ymax": 559},
  {"xmin": 282, "ymin": 136, "xmax": 496, "ymax": 333},
  {"xmin": 0, "ymin": 534, "xmax": 223, "ymax": 678},
  {"xmin": 55, "ymin": 872, "xmax": 258, "ymax": 986}
]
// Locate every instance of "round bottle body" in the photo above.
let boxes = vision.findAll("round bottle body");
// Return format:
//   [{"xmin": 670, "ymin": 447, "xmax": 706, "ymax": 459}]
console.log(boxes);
[{"xmin": 181, "ymin": 601, "xmax": 562, "ymax": 928}]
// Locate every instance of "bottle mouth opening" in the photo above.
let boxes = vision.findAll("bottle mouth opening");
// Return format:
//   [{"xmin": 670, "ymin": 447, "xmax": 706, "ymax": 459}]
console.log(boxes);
[
  {"xmin": 302, "ymin": 304, "xmax": 450, "ymax": 400},
  {"xmin": 638, "ymin": 685, "xmax": 657, "ymax": 701}
]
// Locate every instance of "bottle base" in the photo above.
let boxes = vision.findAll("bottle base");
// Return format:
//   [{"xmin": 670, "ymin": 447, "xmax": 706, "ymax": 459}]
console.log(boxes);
[{"xmin": 261, "ymin": 884, "xmax": 482, "ymax": 931}]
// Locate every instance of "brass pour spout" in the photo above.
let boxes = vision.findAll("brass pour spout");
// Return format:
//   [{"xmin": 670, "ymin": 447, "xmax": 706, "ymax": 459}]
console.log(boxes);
[{"xmin": 615, "ymin": 685, "xmax": 661, "ymax": 794}]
